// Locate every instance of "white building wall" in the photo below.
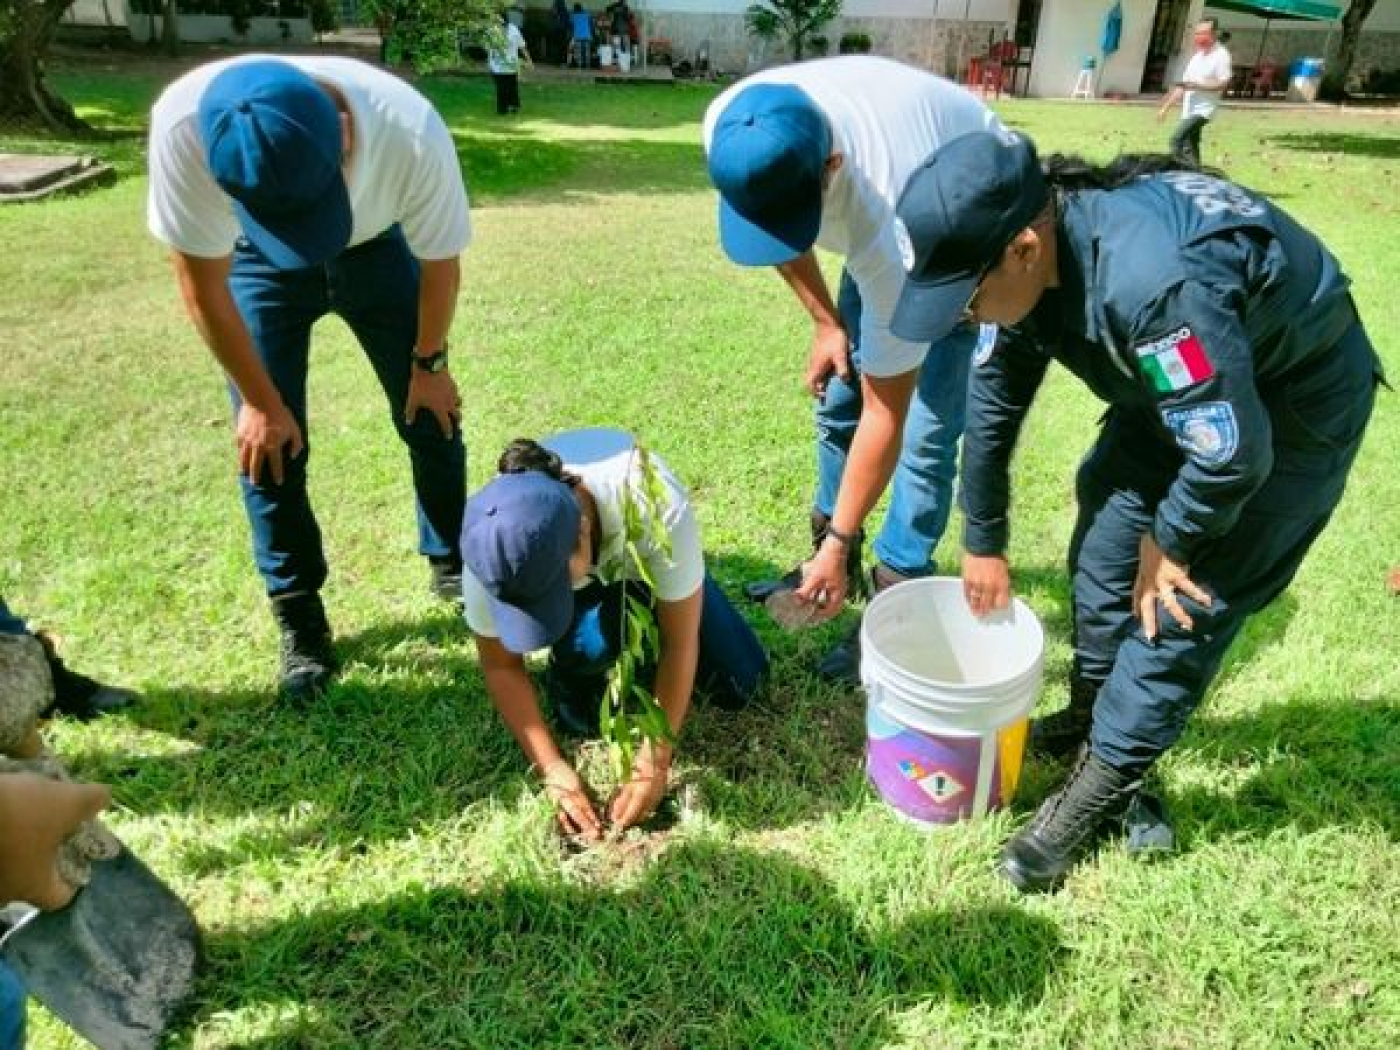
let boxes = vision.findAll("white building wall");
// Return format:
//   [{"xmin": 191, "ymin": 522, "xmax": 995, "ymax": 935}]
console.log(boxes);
[
  {"xmin": 636, "ymin": 0, "xmax": 1015, "ymax": 74},
  {"xmin": 63, "ymin": 0, "xmax": 124, "ymax": 24},
  {"xmin": 638, "ymin": 0, "xmax": 1010, "ymax": 17},
  {"xmin": 1027, "ymin": 0, "xmax": 1211, "ymax": 97}
]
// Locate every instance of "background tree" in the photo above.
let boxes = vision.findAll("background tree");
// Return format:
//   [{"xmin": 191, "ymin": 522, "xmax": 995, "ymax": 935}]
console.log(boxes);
[
  {"xmin": 361, "ymin": 0, "xmax": 498, "ymax": 72},
  {"xmin": 1, "ymin": 0, "xmax": 87, "ymax": 129},
  {"xmin": 1325, "ymin": 0, "xmax": 1380, "ymax": 98},
  {"xmin": 744, "ymin": 0, "xmax": 843, "ymax": 62}
]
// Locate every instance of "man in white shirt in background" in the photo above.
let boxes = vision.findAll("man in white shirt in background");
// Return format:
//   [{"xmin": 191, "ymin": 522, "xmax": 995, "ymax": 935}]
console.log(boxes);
[
  {"xmin": 148, "ymin": 56, "xmax": 472, "ymax": 703},
  {"xmin": 703, "ymin": 56, "xmax": 1003, "ymax": 683},
  {"xmin": 488, "ymin": 13, "xmax": 532, "ymax": 114},
  {"xmin": 1158, "ymin": 18, "xmax": 1233, "ymax": 166}
]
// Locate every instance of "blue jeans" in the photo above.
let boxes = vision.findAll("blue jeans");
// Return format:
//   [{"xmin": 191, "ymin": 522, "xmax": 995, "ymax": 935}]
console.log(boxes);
[
  {"xmin": 0, "ymin": 597, "xmax": 28, "ymax": 636},
  {"xmin": 545, "ymin": 574, "xmax": 768, "ymax": 729},
  {"xmin": 813, "ymin": 270, "xmax": 973, "ymax": 576},
  {"xmin": 227, "ymin": 226, "xmax": 467, "ymax": 597},
  {"xmin": 0, "ymin": 960, "xmax": 23, "ymax": 1050}
]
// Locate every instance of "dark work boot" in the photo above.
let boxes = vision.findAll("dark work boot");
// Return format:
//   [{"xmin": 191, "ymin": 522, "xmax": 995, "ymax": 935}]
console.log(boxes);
[
  {"xmin": 745, "ymin": 509, "xmax": 866, "ymax": 604},
  {"xmin": 1028, "ymin": 674, "xmax": 1100, "ymax": 761},
  {"xmin": 428, "ymin": 556, "xmax": 464, "ymax": 604},
  {"xmin": 815, "ymin": 562, "xmax": 910, "ymax": 684},
  {"xmin": 35, "ymin": 632, "xmax": 138, "ymax": 721},
  {"xmin": 1000, "ymin": 749, "xmax": 1142, "ymax": 893},
  {"xmin": 271, "ymin": 591, "xmax": 337, "ymax": 704}
]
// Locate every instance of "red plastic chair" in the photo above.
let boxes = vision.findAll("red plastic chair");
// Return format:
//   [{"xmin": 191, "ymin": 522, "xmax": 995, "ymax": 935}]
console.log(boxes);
[
  {"xmin": 965, "ymin": 54, "xmax": 985, "ymax": 89},
  {"xmin": 976, "ymin": 40, "xmax": 1019, "ymax": 98},
  {"xmin": 1249, "ymin": 62, "xmax": 1280, "ymax": 98}
]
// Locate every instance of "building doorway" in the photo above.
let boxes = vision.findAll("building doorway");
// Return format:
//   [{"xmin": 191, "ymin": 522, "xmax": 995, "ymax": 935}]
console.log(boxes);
[{"xmin": 1140, "ymin": 0, "xmax": 1193, "ymax": 92}]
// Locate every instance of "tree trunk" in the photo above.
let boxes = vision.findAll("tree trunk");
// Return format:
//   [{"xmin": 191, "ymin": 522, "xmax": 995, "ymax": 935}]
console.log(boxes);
[
  {"xmin": 160, "ymin": 0, "xmax": 180, "ymax": 55},
  {"xmin": 1330, "ymin": 0, "xmax": 1378, "ymax": 96},
  {"xmin": 0, "ymin": 0, "xmax": 88, "ymax": 131}
]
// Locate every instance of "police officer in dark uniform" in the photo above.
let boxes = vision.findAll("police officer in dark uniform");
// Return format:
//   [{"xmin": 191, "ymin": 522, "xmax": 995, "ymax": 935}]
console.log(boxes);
[{"xmin": 889, "ymin": 131, "xmax": 1383, "ymax": 893}]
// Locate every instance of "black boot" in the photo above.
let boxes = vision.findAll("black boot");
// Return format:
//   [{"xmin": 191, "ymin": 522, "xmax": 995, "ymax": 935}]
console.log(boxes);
[
  {"xmin": 271, "ymin": 591, "xmax": 337, "ymax": 704},
  {"xmin": 1028, "ymin": 674, "xmax": 1100, "ymax": 761},
  {"xmin": 815, "ymin": 563, "xmax": 909, "ymax": 684},
  {"xmin": 428, "ymin": 556, "xmax": 464, "ymax": 604},
  {"xmin": 745, "ymin": 509, "xmax": 865, "ymax": 604},
  {"xmin": 35, "ymin": 633, "xmax": 138, "ymax": 721},
  {"xmin": 1001, "ymin": 749, "xmax": 1142, "ymax": 893}
]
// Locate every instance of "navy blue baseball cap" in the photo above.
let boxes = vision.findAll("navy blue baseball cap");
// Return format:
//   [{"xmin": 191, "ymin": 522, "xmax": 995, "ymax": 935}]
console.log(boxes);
[
  {"xmin": 198, "ymin": 60, "xmax": 352, "ymax": 270},
  {"xmin": 891, "ymin": 131, "xmax": 1049, "ymax": 343},
  {"xmin": 707, "ymin": 83, "xmax": 831, "ymax": 266},
  {"xmin": 461, "ymin": 471, "xmax": 582, "ymax": 654}
]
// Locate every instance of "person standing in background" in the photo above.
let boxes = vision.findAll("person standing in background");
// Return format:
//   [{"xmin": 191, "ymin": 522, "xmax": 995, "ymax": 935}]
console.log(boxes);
[
  {"xmin": 1157, "ymin": 19, "xmax": 1232, "ymax": 166},
  {"xmin": 569, "ymin": 3, "xmax": 594, "ymax": 67},
  {"xmin": 488, "ymin": 12, "xmax": 533, "ymax": 114}
]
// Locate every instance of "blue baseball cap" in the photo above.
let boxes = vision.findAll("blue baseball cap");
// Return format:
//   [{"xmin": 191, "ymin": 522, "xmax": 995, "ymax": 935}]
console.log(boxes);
[
  {"xmin": 707, "ymin": 83, "xmax": 831, "ymax": 266},
  {"xmin": 891, "ymin": 131, "xmax": 1049, "ymax": 343},
  {"xmin": 198, "ymin": 60, "xmax": 352, "ymax": 270},
  {"xmin": 461, "ymin": 471, "xmax": 582, "ymax": 654}
]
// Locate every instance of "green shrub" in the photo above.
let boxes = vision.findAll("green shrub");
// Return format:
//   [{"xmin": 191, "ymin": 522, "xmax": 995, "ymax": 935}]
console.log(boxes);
[{"xmin": 837, "ymin": 30, "xmax": 870, "ymax": 53}]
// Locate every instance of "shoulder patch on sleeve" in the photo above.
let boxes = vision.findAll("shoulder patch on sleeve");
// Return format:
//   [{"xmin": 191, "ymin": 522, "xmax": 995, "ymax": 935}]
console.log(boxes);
[
  {"xmin": 1162, "ymin": 401, "xmax": 1239, "ymax": 466},
  {"xmin": 973, "ymin": 323, "xmax": 998, "ymax": 366},
  {"xmin": 1133, "ymin": 324, "xmax": 1216, "ymax": 395}
]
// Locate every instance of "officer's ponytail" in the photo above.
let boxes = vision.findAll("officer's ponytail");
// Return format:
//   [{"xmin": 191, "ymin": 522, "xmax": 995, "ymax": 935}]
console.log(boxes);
[
  {"xmin": 497, "ymin": 438, "xmax": 581, "ymax": 487},
  {"xmin": 1042, "ymin": 153, "xmax": 1224, "ymax": 193}
]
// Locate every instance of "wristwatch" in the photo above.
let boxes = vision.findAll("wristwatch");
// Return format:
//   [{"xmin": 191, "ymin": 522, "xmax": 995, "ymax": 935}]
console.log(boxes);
[{"xmin": 412, "ymin": 345, "xmax": 449, "ymax": 374}]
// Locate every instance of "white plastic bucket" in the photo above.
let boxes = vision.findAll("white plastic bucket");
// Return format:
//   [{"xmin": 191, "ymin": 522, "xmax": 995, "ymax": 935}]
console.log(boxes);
[
  {"xmin": 598, "ymin": 44, "xmax": 614, "ymax": 66},
  {"xmin": 861, "ymin": 577, "xmax": 1044, "ymax": 824},
  {"xmin": 617, "ymin": 49, "xmax": 633, "ymax": 72}
]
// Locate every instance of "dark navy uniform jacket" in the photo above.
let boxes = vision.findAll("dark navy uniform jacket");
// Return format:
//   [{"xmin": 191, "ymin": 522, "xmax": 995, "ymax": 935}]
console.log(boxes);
[{"xmin": 962, "ymin": 170, "xmax": 1382, "ymax": 565}]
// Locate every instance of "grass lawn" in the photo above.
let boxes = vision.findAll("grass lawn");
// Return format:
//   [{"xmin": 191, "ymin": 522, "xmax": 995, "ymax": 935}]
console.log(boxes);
[{"xmin": 2, "ymin": 52, "xmax": 1398, "ymax": 1049}]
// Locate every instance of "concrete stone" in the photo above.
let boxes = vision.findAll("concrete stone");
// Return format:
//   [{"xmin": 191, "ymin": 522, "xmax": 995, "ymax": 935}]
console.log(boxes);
[{"xmin": 0, "ymin": 155, "xmax": 115, "ymax": 203}]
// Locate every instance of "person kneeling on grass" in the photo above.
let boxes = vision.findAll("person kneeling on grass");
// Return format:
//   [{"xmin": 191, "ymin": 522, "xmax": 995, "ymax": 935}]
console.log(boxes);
[{"xmin": 461, "ymin": 429, "xmax": 769, "ymax": 840}]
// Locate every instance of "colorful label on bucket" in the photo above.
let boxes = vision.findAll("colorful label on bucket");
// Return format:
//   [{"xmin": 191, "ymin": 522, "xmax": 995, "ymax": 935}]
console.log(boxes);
[{"xmin": 866, "ymin": 705, "xmax": 1026, "ymax": 824}]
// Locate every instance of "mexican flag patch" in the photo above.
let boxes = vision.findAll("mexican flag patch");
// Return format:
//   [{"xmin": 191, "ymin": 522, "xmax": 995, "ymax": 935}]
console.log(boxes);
[{"xmin": 1134, "ymin": 326, "xmax": 1215, "ymax": 395}]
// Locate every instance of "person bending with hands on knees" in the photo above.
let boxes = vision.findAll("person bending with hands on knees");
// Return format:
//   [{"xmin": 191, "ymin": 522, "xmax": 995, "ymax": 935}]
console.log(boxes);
[
  {"xmin": 1156, "ymin": 18, "xmax": 1232, "ymax": 167},
  {"xmin": 891, "ymin": 131, "xmax": 1382, "ymax": 892},
  {"xmin": 461, "ymin": 429, "xmax": 768, "ymax": 840},
  {"xmin": 148, "ymin": 56, "xmax": 472, "ymax": 703}
]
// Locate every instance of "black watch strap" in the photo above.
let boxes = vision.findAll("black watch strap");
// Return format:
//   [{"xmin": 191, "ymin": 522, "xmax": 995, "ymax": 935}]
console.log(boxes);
[{"xmin": 413, "ymin": 347, "xmax": 449, "ymax": 373}]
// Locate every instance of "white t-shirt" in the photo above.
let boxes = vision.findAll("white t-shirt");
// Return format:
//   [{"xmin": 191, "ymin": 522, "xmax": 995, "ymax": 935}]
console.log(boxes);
[
  {"xmin": 488, "ymin": 24, "xmax": 529, "ymax": 75},
  {"xmin": 703, "ymin": 57, "xmax": 1003, "ymax": 377},
  {"xmin": 463, "ymin": 428, "xmax": 706, "ymax": 643},
  {"xmin": 148, "ymin": 55, "xmax": 472, "ymax": 262},
  {"xmin": 1181, "ymin": 43, "xmax": 1232, "ymax": 120}
]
